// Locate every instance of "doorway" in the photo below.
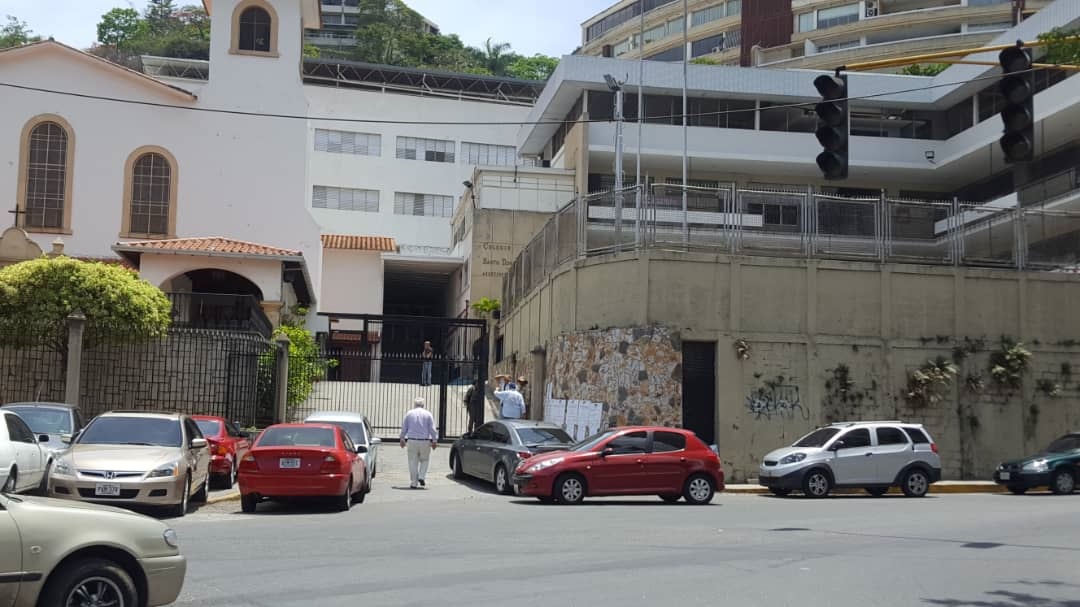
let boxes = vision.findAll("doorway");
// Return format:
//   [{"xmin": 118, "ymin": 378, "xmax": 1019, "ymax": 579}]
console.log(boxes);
[{"xmin": 682, "ymin": 341, "xmax": 717, "ymax": 446}]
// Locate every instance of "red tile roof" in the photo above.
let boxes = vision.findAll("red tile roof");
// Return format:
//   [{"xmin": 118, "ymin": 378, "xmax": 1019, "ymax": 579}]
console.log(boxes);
[
  {"xmin": 114, "ymin": 237, "xmax": 302, "ymax": 258},
  {"xmin": 321, "ymin": 234, "xmax": 398, "ymax": 252}
]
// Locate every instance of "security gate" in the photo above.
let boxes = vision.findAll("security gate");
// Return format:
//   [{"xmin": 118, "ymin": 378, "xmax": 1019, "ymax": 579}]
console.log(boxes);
[{"xmin": 298, "ymin": 314, "xmax": 488, "ymax": 440}]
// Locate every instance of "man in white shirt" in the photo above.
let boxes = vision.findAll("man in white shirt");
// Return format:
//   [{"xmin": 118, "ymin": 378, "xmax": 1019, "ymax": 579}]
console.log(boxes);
[
  {"xmin": 492, "ymin": 375, "xmax": 526, "ymax": 420},
  {"xmin": 398, "ymin": 397, "xmax": 438, "ymax": 489}
]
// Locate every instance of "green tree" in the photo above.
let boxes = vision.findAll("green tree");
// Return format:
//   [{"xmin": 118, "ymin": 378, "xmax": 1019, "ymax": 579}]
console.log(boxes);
[
  {"xmin": 0, "ymin": 257, "xmax": 172, "ymax": 353},
  {"xmin": 480, "ymin": 38, "xmax": 515, "ymax": 75},
  {"xmin": 1037, "ymin": 27, "xmax": 1080, "ymax": 64},
  {"xmin": 303, "ymin": 43, "xmax": 320, "ymax": 58},
  {"xmin": 257, "ymin": 307, "xmax": 337, "ymax": 418},
  {"xmin": 506, "ymin": 54, "xmax": 559, "ymax": 80},
  {"xmin": 97, "ymin": 8, "xmax": 144, "ymax": 49},
  {"xmin": 0, "ymin": 15, "xmax": 41, "ymax": 49},
  {"xmin": 145, "ymin": 0, "xmax": 178, "ymax": 35},
  {"xmin": 901, "ymin": 63, "xmax": 949, "ymax": 76},
  {"xmin": 352, "ymin": 0, "xmax": 427, "ymax": 65}
]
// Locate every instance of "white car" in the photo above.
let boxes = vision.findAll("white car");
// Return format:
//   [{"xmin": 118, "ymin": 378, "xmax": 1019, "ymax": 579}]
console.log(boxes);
[
  {"xmin": 303, "ymin": 411, "xmax": 381, "ymax": 490},
  {"xmin": 1, "ymin": 409, "xmax": 48, "ymax": 494}
]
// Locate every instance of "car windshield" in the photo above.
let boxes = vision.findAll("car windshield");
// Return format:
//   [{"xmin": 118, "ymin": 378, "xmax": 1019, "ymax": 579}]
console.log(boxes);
[
  {"xmin": 78, "ymin": 417, "xmax": 182, "ymax": 447},
  {"xmin": 316, "ymin": 421, "xmax": 367, "ymax": 445},
  {"xmin": 4, "ymin": 406, "xmax": 71, "ymax": 434},
  {"xmin": 517, "ymin": 426, "xmax": 573, "ymax": 446},
  {"xmin": 258, "ymin": 427, "xmax": 337, "ymax": 448},
  {"xmin": 793, "ymin": 427, "xmax": 841, "ymax": 448},
  {"xmin": 1044, "ymin": 436, "xmax": 1080, "ymax": 453},
  {"xmin": 568, "ymin": 430, "xmax": 618, "ymax": 452},
  {"xmin": 195, "ymin": 420, "xmax": 222, "ymax": 437}
]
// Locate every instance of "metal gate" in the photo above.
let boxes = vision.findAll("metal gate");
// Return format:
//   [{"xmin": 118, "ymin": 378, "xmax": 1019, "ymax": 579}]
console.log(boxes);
[{"xmin": 296, "ymin": 314, "xmax": 488, "ymax": 440}]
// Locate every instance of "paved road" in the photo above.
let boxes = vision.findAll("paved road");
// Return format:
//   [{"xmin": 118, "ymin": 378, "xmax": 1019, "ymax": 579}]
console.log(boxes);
[{"xmin": 172, "ymin": 449, "xmax": 1080, "ymax": 607}]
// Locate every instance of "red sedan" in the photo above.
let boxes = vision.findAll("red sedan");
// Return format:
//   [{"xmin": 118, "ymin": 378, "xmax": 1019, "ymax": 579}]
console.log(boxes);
[
  {"xmin": 238, "ymin": 423, "xmax": 368, "ymax": 513},
  {"xmin": 193, "ymin": 415, "xmax": 252, "ymax": 489},
  {"xmin": 512, "ymin": 426, "xmax": 724, "ymax": 505}
]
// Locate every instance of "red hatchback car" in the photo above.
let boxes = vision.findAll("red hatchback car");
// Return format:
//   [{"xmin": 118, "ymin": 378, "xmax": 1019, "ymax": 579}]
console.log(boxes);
[
  {"xmin": 238, "ymin": 423, "xmax": 368, "ymax": 513},
  {"xmin": 513, "ymin": 426, "xmax": 724, "ymax": 505},
  {"xmin": 193, "ymin": 415, "xmax": 252, "ymax": 489}
]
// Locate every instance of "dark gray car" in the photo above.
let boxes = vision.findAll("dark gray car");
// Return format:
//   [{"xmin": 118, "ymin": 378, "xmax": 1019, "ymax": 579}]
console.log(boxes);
[
  {"xmin": 450, "ymin": 420, "xmax": 573, "ymax": 494},
  {"xmin": 1, "ymin": 402, "xmax": 86, "ymax": 457}
]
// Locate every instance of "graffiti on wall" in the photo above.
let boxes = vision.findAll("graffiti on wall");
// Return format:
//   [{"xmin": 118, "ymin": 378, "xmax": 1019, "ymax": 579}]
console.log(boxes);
[{"xmin": 745, "ymin": 384, "xmax": 810, "ymax": 421}]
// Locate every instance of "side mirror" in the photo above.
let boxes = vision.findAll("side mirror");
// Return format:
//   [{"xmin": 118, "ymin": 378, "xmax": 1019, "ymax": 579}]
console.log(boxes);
[
  {"xmin": 191, "ymin": 437, "xmax": 208, "ymax": 449},
  {"xmin": 829, "ymin": 440, "xmax": 846, "ymax": 452},
  {"xmin": 600, "ymin": 447, "xmax": 615, "ymax": 457},
  {"xmin": 60, "ymin": 434, "xmax": 73, "ymax": 444},
  {"xmin": 371, "ymin": 437, "xmax": 382, "ymax": 445},
  {"xmin": 462, "ymin": 432, "xmax": 473, "ymax": 440},
  {"xmin": 356, "ymin": 445, "xmax": 368, "ymax": 454},
  {"xmin": 38, "ymin": 434, "xmax": 50, "ymax": 443}
]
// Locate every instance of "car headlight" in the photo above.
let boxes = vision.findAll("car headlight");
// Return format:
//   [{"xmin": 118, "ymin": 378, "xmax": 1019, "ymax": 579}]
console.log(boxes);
[
  {"xmin": 148, "ymin": 464, "xmax": 179, "ymax": 478},
  {"xmin": 52, "ymin": 459, "xmax": 73, "ymax": 475},
  {"xmin": 163, "ymin": 528, "xmax": 180, "ymax": 548},
  {"xmin": 525, "ymin": 458, "xmax": 564, "ymax": 473},
  {"xmin": 780, "ymin": 453, "xmax": 807, "ymax": 465},
  {"xmin": 1022, "ymin": 459, "xmax": 1049, "ymax": 472}
]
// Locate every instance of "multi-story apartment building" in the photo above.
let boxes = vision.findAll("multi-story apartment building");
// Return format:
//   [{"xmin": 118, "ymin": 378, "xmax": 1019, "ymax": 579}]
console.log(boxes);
[
  {"xmin": 304, "ymin": 0, "xmax": 440, "ymax": 55},
  {"xmin": 578, "ymin": 0, "xmax": 1048, "ymax": 71}
]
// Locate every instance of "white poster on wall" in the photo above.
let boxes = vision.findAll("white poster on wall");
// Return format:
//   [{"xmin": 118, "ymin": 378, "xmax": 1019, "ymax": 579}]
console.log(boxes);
[{"xmin": 544, "ymin": 383, "xmax": 605, "ymax": 441}]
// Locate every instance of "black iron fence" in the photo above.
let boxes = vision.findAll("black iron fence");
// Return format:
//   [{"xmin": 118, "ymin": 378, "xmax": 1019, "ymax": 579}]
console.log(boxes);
[
  {"xmin": 167, "ymin": 292, "xmax": 273, "ymax": 338},
  {"xmin": 0, "ymin": 322, "xmax": 67, "ymax": 404}
]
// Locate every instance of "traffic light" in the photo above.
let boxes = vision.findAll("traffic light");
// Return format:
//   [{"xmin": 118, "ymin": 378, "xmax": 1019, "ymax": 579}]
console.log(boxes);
[
  {"xmin": 813, "ymin": 73, "xmax": 850, "ymax": 180},
  {"xmin": 997, "ymin": 43, "xmax": 1034, "ymax": 163}
]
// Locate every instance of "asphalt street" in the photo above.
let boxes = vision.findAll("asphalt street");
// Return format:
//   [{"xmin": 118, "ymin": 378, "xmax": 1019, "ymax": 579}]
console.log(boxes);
[{"xmin": 172, "ymin": 449, "xmax": 1080, "ymax": 607}]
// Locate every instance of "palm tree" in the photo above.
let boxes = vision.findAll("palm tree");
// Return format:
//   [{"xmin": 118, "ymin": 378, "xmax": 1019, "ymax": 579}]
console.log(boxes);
[{"xmin": 481, "ymin": 38, "xmax": 514, "ymax": 76}]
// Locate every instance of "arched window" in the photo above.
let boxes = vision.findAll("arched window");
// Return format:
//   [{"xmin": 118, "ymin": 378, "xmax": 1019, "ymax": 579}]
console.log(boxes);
[
  {"xmin": 122, "ymin": 147, "xmax": 178, "ymax": 238},
  {"xmin": 18, "ymin": 117, "xmax": 73, "ymax": 232},
  {"xmin": 238, "ymin": 6, "xmax": 272, "ymax": 52}
]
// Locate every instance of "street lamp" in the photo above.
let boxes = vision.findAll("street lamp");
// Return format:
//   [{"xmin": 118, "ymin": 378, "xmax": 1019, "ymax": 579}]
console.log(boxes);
[{"xmin": 604, "ymin": 73, "xmax": 625, "ymax": 248}]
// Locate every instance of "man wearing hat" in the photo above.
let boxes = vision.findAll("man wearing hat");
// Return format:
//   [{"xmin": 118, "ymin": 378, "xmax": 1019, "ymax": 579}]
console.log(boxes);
[{"xmin": 492, "ymin": 374, "xmax": 526, "ymax": 420}]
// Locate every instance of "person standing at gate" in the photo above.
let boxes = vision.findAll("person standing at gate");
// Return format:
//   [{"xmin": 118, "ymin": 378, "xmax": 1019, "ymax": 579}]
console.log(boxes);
[
  {"xmin": 492, "ymin": 375, "xmax": 525, "ymax": 420},
  {"xmin": 420, "ymin": 340, "xmax": 433, "ymax": 386},
  {"xmin": 399, "ymin": 397, "xmax": 438, "ymax": 489},
  {"xmin": 464, "ymin": 378, "xmax": 485, "ymax": 432}
]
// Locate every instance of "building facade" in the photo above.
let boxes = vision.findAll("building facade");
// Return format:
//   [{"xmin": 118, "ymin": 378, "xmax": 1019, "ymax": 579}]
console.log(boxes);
[
  {"xmin": 304, "ymin": 0, "xmax": 439, "ymax": 56},
  {"xmin": 578, "ymin": 0, "xmax": 1048, "ymax": 70}
]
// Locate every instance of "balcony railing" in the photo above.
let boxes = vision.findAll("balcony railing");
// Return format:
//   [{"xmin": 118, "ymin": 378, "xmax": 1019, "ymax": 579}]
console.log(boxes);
[
  {"xmin": 167, "ymin": 292, "xmax": 273, "ymax": 338},
  {"xmin": 502, "ymin": 179, "xmax": 1080, "ymax": 313}
]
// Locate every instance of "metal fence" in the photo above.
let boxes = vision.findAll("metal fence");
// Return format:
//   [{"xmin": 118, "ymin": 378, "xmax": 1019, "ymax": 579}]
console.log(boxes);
[{"xmin": 502, "ymin": 180, "xmax": 1080, "ymax": 311}]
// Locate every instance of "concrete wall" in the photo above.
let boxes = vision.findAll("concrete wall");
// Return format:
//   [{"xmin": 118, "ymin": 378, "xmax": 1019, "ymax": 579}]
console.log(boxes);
[
  {"xmin": 320, "ymin": 249, "xmax": 383, "ymax": 329},
  {"xmin": 497, "ymin": 250, "xmax": 1080, "ymax": 481}
]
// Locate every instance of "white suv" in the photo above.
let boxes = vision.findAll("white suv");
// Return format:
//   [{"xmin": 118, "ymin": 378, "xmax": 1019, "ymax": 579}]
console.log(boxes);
[{"xmin": 758, "ymin": 421, "xmax": 942, "ymax": 498}]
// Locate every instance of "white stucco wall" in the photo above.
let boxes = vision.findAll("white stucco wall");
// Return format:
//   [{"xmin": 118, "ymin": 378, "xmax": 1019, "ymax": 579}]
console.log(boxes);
[
  {"xmin": 319, "ymin": 249, "xmax": 383, "ymax": 329},
  {"xmin": 138, "ymin": 254, "xmax": 285, "ymax": 301}
]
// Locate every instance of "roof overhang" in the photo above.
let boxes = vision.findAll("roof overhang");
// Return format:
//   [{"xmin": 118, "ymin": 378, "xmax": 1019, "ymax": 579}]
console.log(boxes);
[{"xmin": 112, "ymin": 245, "xmax": 305, "ymax": 266}]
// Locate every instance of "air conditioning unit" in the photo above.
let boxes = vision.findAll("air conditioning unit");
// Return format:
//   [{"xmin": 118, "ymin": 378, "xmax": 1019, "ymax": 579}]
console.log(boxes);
[
  {"xmin": 865, "ymin": 1, "xmax": 879, "ymax": 17},
  {"xmin": 711, "ymin": 45, "xmax": 723, "ymax": 53}
]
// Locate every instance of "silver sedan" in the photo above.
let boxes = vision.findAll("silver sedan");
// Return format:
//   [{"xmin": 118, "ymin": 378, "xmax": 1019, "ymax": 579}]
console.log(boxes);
[{"xmin": 450, "ymin": 420, "xmax": 573, "ymax": 494}]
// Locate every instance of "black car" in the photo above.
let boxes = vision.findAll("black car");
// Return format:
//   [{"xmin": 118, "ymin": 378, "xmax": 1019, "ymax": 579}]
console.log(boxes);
[
  {"xmin": 450, "ymin": 420, "xmax": 573, "ymax": 494},
  {"xmin": 993, "ymin": 433, "xmax": 1080, "ymax": 495}
]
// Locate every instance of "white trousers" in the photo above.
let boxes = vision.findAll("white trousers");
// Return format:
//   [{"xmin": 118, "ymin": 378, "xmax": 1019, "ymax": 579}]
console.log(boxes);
[{"xmin": 406, "ymin": 440, "xmax": 432, "ymax": 486}]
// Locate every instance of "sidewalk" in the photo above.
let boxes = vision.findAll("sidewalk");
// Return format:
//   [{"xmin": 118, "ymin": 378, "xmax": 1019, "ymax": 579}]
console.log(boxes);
[{"xmin": 726, "ymin": 481, "xmax": 1003, "ymax": 495}]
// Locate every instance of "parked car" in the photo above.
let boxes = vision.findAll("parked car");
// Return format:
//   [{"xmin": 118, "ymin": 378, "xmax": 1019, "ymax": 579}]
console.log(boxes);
[
  {"xmin": 0, "ymin": 491, "xmax": 186, "ymax": 607},
  {"xmin": 302, "ymin": 411, "xmax": 381, "ymax": 490},
  {"xmin": 451, "ymin": 420, "xmax": 573, "ymax": 494},
  {"xmin": 758, "ymin": 421, "xmax": 942, "ymax": 498},
  {"xmin": 1, "ymin": 409, "xmax": 49, "ymax": 495},
  {"xmin": 49, "ymin": 411, "xmax": 211, "ymax": 517},
  {"xmin": 1, "ymin": 402, "xmax": 85, "ymax": 460},
  {"xmin": 512, "ymin": 426, "xmax": 724, "ymax": 505},
  {"xmin": 993, "ymin": 432, "xmax": 1080, "ymax": 495},
  {"xmin": 238, "ymin": 423, "xmax": 369, "ymax": 513},
  {"xmin": 193, "ymin": 415, "xmax": 252, "ymax": 489}
]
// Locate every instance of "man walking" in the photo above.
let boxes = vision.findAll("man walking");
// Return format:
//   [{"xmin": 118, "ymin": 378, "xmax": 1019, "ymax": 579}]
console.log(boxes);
[
  {"xmin": 399, "ymin": 397, "xmax": 438, "ymax": 489},
  {"xmin": 492, "ymin": 374, "xmax": 526, "ymax": 420}
]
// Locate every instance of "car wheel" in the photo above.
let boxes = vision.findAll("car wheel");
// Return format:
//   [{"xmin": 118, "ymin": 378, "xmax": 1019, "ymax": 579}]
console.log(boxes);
[
  {"xmin": 769, "ymin": 488, "xmax": 791, "ymax": 497},
  {"xmin": 191, "ymin": 474, "xmax": 208, "ymax": 503},
  {"xmin": 337, "ymin": 478, "xmax": 353, "ymax": 512},
  {"xmin": 659, "ymin": 494, "xmax": 681, "ymax": 503},
  {"xmin": 228, "ymin": 460, "xmax": 238, "ymax": 488},
  {"xmin": 802, "ymin": 469, "xmax": 831, "ymax": 498},
  {"xmin": 38, "ymin": 460, "xmax": 52, "ymax": 495},
  {"xmin": 554, "ymin": 473, "xmax": 586, "ymax": 504},
  {"xmin": 38, "ymin": 557, "xmax": 138, "ymax": 607},
  {"xmin": 353, "ymin": 478, "xmax": 367, "ymax": 504},
  {"xmin": 901, "ymin": 468, "xmax": 930, "ymax": 497},
  {"xmin": 494, "ymin": 464, "xmax": 512, "ymax": 495},
  {"xmin": 241, "ymin": 493, "xmax": 258, "ymax": 513},
  {"xmin": 1051, "ymin": 468, "xmax": 1076, "ymax": 495},
  {"xmin": 1007, "ymin": 484, "xmax": 1027, "ymax": 495},
  {"xmin": 169, "ymin": 477, "xmax": 190, "ymax": 517},
  {"xmin": 683, "ymin": 473, "xmax": 715, "ymax": 505},
  {"xmin": 866, "ymin": 487, "xmax": 888, "ymax": 497},
  {"xmin": 372, "ymin": 462, "xmax": 377, "ymax": 479},
  {"xmin": 2, "ymin": 467, "xmax": 16, "ymax": 493},
  {"xmin": 451, "ymin": 451, "xmax": 464, "ymax": 479}
]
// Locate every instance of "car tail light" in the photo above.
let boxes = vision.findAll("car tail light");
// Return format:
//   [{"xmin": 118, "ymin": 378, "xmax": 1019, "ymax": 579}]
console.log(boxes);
[
  {"xmin": 239, "ymin": 454, "xmax": 259, "ymax": 471},
  {"xmin": 930, "ymin": 443, "xmax": 938, "ymax": 454},
  {"xmin": 320, "ymin": 454, "xmax": 339, "ymax": 473},
  {"xmin": 216, "ymin": 444, "xmax": 229, "ymax": 456}
]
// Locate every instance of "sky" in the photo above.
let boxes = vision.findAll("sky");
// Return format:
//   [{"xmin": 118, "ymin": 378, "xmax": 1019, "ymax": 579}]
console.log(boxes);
[{"xmin": 2, "ymin": 0, "xmax": 615, "ymax": 57}]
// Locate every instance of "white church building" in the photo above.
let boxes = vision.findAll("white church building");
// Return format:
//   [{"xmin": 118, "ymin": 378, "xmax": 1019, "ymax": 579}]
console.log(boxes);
[{"xmin": 0, "ymin": 0, "xmax": 543, "ymax": 335}]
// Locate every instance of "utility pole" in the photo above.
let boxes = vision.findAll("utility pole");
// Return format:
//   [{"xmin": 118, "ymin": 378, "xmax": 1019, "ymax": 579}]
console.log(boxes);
[
  {"xmin": 636, "ymin": 0, "xmax": 644, "ymax": 247},
  {"xmin": 681, "ymin": 0, "xmax": 689, "ymax": 247},
  {"xmin": 605, "ymin": 74, "xmax": 625, "ymax": 248}
]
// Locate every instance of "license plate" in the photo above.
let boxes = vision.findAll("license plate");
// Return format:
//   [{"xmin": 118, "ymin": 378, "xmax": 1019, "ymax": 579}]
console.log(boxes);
[
  {"xmin": 279, "ymin": 458, "xmax": 301, "ymax": 469},
  {"xmin": 95, "ymin": 483, "xmax": 121, "ymax": 496},
  {"xmin": 999, "ymin": 471, "xmax": 1010, "ymax": 480}
]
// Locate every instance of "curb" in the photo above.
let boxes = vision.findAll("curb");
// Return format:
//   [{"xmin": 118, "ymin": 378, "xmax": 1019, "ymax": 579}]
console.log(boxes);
[
  {"xmin": 206, "ymin": 490, "xmax": 240, "ymax": 504},
  {"xmin": 725, "ymin": 483, "xmax": 1004, "ymax": 495}
]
